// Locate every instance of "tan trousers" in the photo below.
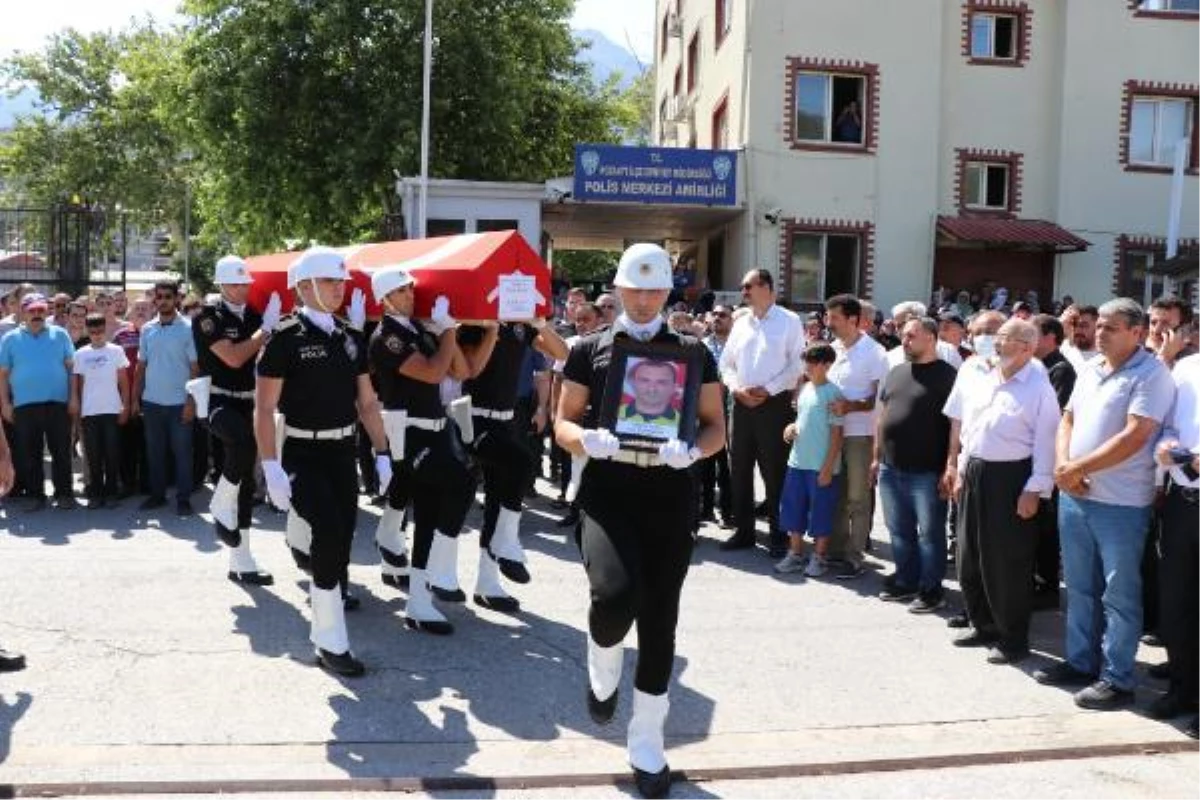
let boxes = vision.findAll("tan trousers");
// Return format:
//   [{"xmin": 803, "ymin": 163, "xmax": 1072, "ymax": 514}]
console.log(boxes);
[{"xmin": 827, "ymin": 436, "xmax": 874, "ymax": 565}]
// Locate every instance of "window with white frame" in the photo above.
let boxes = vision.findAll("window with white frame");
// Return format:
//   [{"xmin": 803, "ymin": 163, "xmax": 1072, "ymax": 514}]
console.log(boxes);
[
  {"xmin": 1137, "ymin": 0, "xmax": 1199, "ymax": 12},
  {"xmin": 788, "ymin": 232, "xmax": 860, "ymax": 303},
  {"xmin": 1122, "ymin": 250, "xmax": 1169, "ymax": 306},
  {"xmin": 794, "ymin": 72, "xmax": 865, "ymax": 145},
  {"xmin": 964, "ymin": 162, "xmax": 1010, "ymax": 210},
  {"xmin": 1130, "ymin": 96, "xmax": 1194, "ymax": 167},
  {"xmin": 970, "ymin": 13, "xmax": 1018, "ymax": 60}
]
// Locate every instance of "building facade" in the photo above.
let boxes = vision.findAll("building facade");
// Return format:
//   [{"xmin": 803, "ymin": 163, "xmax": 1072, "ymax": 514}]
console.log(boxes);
[{"xmin": 653, "ymin": 0, "xmax": 1199, "ymax": 309}]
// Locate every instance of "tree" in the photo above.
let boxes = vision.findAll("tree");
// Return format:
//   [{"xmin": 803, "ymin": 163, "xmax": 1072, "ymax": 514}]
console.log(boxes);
[
  {"xmin": 182, "ymin": 0, "xmax": 620, "ymax": 253},
  {"xmin": 607, "ymin": 67, "xmax": 654, "ymax": 146}
]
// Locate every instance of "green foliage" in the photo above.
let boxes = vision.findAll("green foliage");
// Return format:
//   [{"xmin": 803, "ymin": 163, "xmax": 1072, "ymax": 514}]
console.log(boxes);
[{"xmin": 555, "ymin": 248, "xmax": 616, "ymax": 282}]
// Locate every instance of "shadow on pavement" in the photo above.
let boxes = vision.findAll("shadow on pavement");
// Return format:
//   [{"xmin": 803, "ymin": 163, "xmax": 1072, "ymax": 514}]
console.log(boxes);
[{"xmin": 0, "ymin": 690, "xmax": 32, "ymax": 766}]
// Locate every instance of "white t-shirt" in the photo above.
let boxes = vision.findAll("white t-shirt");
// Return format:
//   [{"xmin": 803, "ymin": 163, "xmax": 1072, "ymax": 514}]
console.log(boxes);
[
  {"xmin": 828, "ymin": 333, "xmax": 890, "ymax": 437},
  {"xmin": 73, "ymin": 343, "xmax": 129, "ymax": 416}
]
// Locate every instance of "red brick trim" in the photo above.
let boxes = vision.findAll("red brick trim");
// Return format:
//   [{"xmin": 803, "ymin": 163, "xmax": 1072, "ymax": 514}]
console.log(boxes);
[
  {"xmin": 783, "ymin": 57, "xmax": 880, "ymax": 155},
  {"xmin": 687, "ymin": 31, "xmax": 700, "ymax": 94},
  {"xmin": 779, "ymin": 218, "xmax": 877, "ymax": 306},
  {"xmin": 962, "ymin": 1, "xmax": 1032, "ymax": 68},
  {"xmin": 715, "ymin": 0, "xmax": 731, "ymax": 51},
  {"xmin": 1128, "ymin": 0, "xmax": 1200, "ymax": 20},
  {"xmin": 1111, "ymin": 234, "xmax": 1200, "ymax": 296},
  {"xmin": 1119, "ymin": 80, "xmax": 1200, "ymax": 174},
  {"xmin": 954, "ymin": 148, "xmax": 1024, "ymax": 216},
  {"xmin": 710, "ymin": 89, "xmax": 730, "ymax": 149}
]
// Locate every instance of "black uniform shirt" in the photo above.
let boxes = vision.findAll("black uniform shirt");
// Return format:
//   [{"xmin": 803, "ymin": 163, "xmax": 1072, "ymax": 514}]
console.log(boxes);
[
  {"xmin": 193, "ymin": 301, "xmax": 263, "ymax": 392},
  {"xmin": 562, "ymin": 323, "xmax": 719, "ymax": 430},
  {"xmin": 369, "ymin": 315, "xmax": 444, "ymax": 418},
  {"xmin": 257, "ymin": 312, "xmax": 366, "ymax": 430},
  {"xmin": 1041, "ymin": 348, "xmax": 1077, "ymax": 411},
  {"xmin": 460, "ymin": 322, "xmax": 537, "ymax": 411}
]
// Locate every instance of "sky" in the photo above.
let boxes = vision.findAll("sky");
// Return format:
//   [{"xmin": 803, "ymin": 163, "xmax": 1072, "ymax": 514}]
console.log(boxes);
[{"xmin": 0, "ymin": 0, "xmax": 655, "ymax": 62}]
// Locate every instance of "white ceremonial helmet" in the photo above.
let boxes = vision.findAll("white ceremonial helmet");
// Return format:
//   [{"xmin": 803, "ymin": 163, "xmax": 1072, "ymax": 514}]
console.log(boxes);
[
  {"xmin": 287, "ymin": 245, "xmax": 348, "ymax": 290},
  {"xmin": 371, "ymin": 266, "xmax": 415, "ymax": 305},
  {"xmin": 213, "ymin": 255, "xmax": 252, "ymax": 286},
  {"xmin": 613, "ymin": 243, "xmax": 673, "ymax": 290}
]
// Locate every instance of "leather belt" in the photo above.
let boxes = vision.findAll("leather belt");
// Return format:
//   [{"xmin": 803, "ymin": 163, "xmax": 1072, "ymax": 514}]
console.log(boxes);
[
  {"xmin": 406, "ymin": 416, "xmax": 446, "ymax": 432},
  {"xmin": 284, "ymin": 423, "xmax": 357, "ymax": 441},
  {"xmin": 610, "ymin": 450, "xmax": 663, "ymax": 468},
  {"xmin": 471, "ymin": 407, "xmax": 514, "ymax": 421},
  {"xmin": 211, "ymin": 387, "xmax": 255, "ymax": 400}
]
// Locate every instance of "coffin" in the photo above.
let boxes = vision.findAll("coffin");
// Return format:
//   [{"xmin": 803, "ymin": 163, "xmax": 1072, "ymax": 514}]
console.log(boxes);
[{"xmin": 243, "ymin": 230, "xmax": 552, "ymax": 321}]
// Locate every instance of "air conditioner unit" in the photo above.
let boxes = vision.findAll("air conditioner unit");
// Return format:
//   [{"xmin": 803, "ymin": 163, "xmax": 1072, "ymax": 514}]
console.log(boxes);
[{"xmin": 667, "ymin": 12, "xmax": 683, "ymax": 38}]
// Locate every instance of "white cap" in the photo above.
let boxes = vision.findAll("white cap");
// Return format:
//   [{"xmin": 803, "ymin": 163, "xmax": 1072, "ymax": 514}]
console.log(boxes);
[
  {"xmin": 614, "ymin": 243, "xmax": 673, "ymax": 290},
  {"xmin": 213, "ymin": 255, "xmax": 252, "ymax": 286},
  {"xmin": 371, "ymin": 266, "xmax": 415, "ymax": 305},
  {"xmin": 287, "ymin": 246, "xmax": 348, "ymax": 289}
]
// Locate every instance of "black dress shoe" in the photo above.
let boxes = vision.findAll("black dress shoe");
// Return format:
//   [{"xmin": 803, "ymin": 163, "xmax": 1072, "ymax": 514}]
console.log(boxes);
[
  {"xmin": 1148, "ymin": 692, "xmax": 1199, "ymax": 720},
  {"xmin": 474, "ymin": 593, "xmax": 520, "ymax": 614},
  {"xmin": 946, "ymin": 611, "xmax": 970, "ymax": 629},
  {"xmin": 404, "ymin": 616, "xmax": 454, "ymax": 635},
  {"xmin": 633, "ymin": 765, "xmax": 672, "ymax": 799},
  {"xmin": 986, "ymin": 645, "xmax": 1029, "ymax": 665},
  {"xmin": 228, "ymin": 570, "xmax": 274, "ymax": 586},
  {"xmin": 316, "ymin": 648, "xmax": 365, "ymax": 677},
  {"xmin": 1034, "ymin": 661, "xmax": 1098, "ymax": 686},
  {"xmin": 1148, "ymin": 662, "xmax": 1172, "ymax": 681},
  {"xmin": 382, "ymin": 573, "xmax": 410, "ymax": 590},
  {"xmin": 587, "ymin": 687, "xmax": 618, "ymax": 724},
  {"xmin": 953, "ymin": 629, "xmax": 999, "ymax": 648},
  {"xmin": 52, "ymin": 495, "xmax": 79, "ymax": 510},
  {"xmin": 290, "ymin": 547, "xmax": 313, "ymax": 573},
  {"xmin": 431, "ymin": 586, "xmax": 467, "ymax": 603},
  {"xmin": 496, "ymin": 557, "xmax": 531, "ymax": 584},
  {"xmin": 719, "ymin": 532, "xmax": 755, "ymax": 551},
  {"xmin": 342, "ymin": 589, "xmax": 361, "ymax": 611},
  {"xmin": 139, "ymin": 495, "xmax": 167, "ymax": 511},
  {"xmin": 215, "ymin": 523, "xmax": 240, "ymax": 548},
  {"xmin": 0, "ymin": 648, "xmax": 26, "ymax": 672}
]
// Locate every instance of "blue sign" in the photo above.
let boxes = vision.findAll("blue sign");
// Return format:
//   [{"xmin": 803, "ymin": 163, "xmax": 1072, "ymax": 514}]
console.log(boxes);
[{"xmin": 573, "ymin": 144, "xmax": 737, "ymax": 206}]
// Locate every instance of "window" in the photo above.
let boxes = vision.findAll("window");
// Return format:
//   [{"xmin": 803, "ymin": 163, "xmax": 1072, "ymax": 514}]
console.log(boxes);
[
  {"xmin": 426, "ymin": 219, "xmax": 466, "ymax": 237},
  {"xmin": 716, "ymin": 0, "xmax": 733, "ymax": 47},
  {"xmin": 1121, "ymin": 250, "xmax": 1169, "ymax": 306},
  {"xmin": 787, "ymin": 232, "xmax": 861, "ymax": 303},
  {"xmin": 794, "ymin": 73, "xmax": 865, "ymax": 145},
  {"xmin": 673, "ymin": 66, "xmax": 682, "ymax": 101},
  {"xmin": 970, "ymin": 13, "xmax": 1017, "ymax": 60},
  {"xmin": 661, "ymin": 12, "xmax": 669, "ymax": 56},
  {"xmin": 686, "ymin": 33, "xmax": 699, "ymax": 94},
  {"xmin": 711, "ymin": 95, "xmax": 729, "ymax": 149},
  {"xmin": 1130, "ymin": 97, "xmax": 1194, "ymax": 167},
  {"xmin": 964, "ymin": 162, "xmax": 1010, "ymax": 209},
  {"xmin": 1134, "ymin": 0, "xmax": 1199, "ymax": 12},
  {"xmin": 476, "ymin": 219, "xmax": 518, "ymax": 233}
]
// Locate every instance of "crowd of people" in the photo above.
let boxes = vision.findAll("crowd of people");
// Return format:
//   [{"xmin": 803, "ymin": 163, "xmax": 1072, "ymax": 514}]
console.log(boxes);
[{"xmin": 0, "ymin": 253, "xmax": 1196, "ymax": 797}]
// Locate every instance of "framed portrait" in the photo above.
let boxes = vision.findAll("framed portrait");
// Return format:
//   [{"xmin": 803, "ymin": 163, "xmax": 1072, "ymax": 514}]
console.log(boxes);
[{"xmin": 598, "ymin": 337, "xmax": 703, "ymax": 453}]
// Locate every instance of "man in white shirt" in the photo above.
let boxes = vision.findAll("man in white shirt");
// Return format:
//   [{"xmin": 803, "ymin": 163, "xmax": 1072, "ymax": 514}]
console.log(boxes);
[
  {"xmin": 943, "ymin": 318, "xmax": 1060, "ymax": 664},
  {"xmin": 71, "ymin": 314, "xmax": 130, "ymax": 507},
  {"xmin": 717, "ymin": 269, "xmax": 805, "ymax": 555},
  {"xmin": 1060, "ymin": 304, "xmax": 1099, "ymax": 370},
  {"xmin": 825, "ymin": 294, "xmax": 889, "ymax": 577}
]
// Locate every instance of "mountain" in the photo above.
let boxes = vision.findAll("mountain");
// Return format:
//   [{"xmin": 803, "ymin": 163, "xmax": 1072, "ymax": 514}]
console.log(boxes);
[
  {"xmin": 0, "ymin": 87, "xmax": 40, "ymax": 130},
  {"xmin": 573, "ymin": 28, "xmax": 646, "ymax": 89}
]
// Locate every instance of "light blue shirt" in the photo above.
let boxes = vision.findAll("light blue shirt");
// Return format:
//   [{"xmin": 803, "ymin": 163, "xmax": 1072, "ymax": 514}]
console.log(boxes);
[
  {"xmin": 1066, "ymin": 347, "xmax": 1174, "ymax": 508},
  {"xmin": 138, "ymin": 315, "xmax": 197, "ymax": 406},
  {"xmin": 787, "ymin": 381, "xmax": 845, "ymax": 472},
  {"xmin": 0, "ymin": 325, "xmax": 74, "ymax": 406}
]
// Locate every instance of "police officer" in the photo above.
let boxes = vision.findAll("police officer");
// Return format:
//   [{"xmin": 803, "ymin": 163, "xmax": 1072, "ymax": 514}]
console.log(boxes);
[
  {"xmin": 457, "ymin": 316, "xmax": 567, "ymax": 612},
  {"xmin": 555, "ymin": 243, "xmax": 726, "ymax": 799},
  {"xmin": 194, "ymin": 255, "xmax": 281, "ymax": 584},
  {"xmin": 369, "ymin": 267, "xmax": 477, "ymax": 635},
  {"xmin": 254, "ymin": 247, "xmax": 391, "ymax": 677}
]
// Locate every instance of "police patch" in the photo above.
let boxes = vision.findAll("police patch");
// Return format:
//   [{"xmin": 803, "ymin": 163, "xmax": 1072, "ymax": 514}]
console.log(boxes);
[
  {"xmin": 385, "ymin": 334, "xmax": 403, "ymax": 354},
  {"xmin": 344, "ymin": 337, "xmax": 359, "ymax": 361},
  {"xmin": 200, "ymin": 317, "xmax": 216, "ymax": 335}
]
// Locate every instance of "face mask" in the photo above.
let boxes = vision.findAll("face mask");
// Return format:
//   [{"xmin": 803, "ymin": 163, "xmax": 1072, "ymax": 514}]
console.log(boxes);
[{"xmin": 973, "ymin": 334, "xmax": 997, "ymax": 359}]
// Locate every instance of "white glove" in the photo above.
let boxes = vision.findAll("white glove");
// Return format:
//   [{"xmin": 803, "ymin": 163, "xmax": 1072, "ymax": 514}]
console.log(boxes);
[
  {"xmin": 530, "ymin": 316, "xmax": 547, "ymax": 330},
  {"xmin": 427, "ymin": 295, "xmax": 456, "ymax": 335},
  {"xmin": 260, "ymin": 292, "xmax": 282, "ymax": 333},
  {"xmin": 580, "ymin": 428, "xmax": 620, "ymax": 460},
  {"xmin": 375, "ymin": 453, "xmax": 393, "ymax": 493},
  {"xmin": 348, "ymin": 288, "xmax": 367, "ymax": 331},
  {"xmin": 658, "ymin": 439, "xmax": 701, "ymax": 470},
  {"xmin": 262, "ymin": 459, "xmax": 292, "ymax": 511}
]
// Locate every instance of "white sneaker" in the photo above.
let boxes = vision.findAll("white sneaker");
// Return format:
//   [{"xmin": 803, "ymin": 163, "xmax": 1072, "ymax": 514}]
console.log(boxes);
[
  {"xmin": 774, "ymin": 551, "xmax": 809, "ymax": 574},
  {"xmin": 805, "ymin": 554, "xmax": 828, "ymax": 578}
]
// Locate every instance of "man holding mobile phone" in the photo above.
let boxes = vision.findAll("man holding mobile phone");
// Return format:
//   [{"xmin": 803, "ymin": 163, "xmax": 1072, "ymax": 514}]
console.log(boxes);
[{"xmin": 1149, "ymin": 296, "xmax": 1196, "ymax": 370}]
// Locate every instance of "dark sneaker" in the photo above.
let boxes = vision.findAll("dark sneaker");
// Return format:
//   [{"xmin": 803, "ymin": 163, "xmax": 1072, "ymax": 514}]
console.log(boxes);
[
  {"xmin": 952, "ymin": 628, "xmax": 999, "ymax": 647},
  {"xmin": 0, "ymin": 648, "xmax": 26, "ymax": 672},
  {"xmin": 834, "ymin": 561, "xmax": 866, "ymax": 580},
  {"xmin": 986, "ymin": 645, "xmax": 1030, "ymax": 665},
  {"xmin": 879, "ymin": 585, "xmax": 919, "ymax": 602},
  {"xmin": 945, "ymin": 610, "xmax": 970, "ymax": 628},
  {"xmin": 909, "ymin": 590, "xmax": 947, "ymax": 614},
  {"xmin": 1074, "ymin": 680, "xmax": 1134, "ymax": 710},
  {"xmin": 1034, "ymin": 660, "xmax": 1098, "ymax": 687}
]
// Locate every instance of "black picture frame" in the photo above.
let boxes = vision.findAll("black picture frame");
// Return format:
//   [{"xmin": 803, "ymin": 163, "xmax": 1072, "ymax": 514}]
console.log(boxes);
[{"xmin": 597, "ymin": 337, "xmax": 703, "ymax": 453}]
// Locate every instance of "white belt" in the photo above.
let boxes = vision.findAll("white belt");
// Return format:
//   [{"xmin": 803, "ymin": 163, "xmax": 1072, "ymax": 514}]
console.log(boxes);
[
  {"xmin": 284, "ymin": 423, "xmax": 357, "ymax": 441},
  {"xmin": 610, "ymin": 450, "xmax": 663, "ymax": 468},
  {"xmin": 471, "ymin": 407, "xmax": 514, "ymax": 421},
  {"xmin": 406, "ymin": 416, "xmax": 446, "ymax": 432},
  {"xmin": 211, "ymin": 387, "xmax": 255, "ymax": 400}
]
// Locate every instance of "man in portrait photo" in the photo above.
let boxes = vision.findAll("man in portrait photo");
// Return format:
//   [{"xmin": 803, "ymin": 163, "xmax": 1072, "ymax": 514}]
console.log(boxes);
[{"xmin": 617, "ymin": 358, "xmax": 683, "ymax": 439}]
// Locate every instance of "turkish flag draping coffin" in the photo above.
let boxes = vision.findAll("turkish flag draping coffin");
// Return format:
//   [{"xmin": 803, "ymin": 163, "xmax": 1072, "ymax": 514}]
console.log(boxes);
[{"xmin": 243, "ymin": 231, "xmax": 552, "ymax": 321}]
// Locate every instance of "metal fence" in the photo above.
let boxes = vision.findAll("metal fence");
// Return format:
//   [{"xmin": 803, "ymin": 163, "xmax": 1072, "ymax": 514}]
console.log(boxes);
[{"xmin": 0, "ymin": 204, "xmax": 128, "ymax": 296}]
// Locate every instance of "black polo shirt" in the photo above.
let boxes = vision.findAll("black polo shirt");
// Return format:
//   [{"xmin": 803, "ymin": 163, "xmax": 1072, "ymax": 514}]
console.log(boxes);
[
  {"xmin": 368, "ymin": 315, "xmax": 444, "ymax": 418},
  {"xmin": 257, "ymin": 313, "xmax": 366, "ymax": 431},
  {"xmin": 460, "ymin": 322, "xmax": 537, "ymax": 411},
  {"xmin": 193, "ymin": 301, "xmax": 263, "ymax": 392}
]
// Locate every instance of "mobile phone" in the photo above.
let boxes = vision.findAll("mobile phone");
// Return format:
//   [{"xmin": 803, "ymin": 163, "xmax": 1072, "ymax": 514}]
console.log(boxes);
[{"xmin": 1168, "ymin": 446, "xmax": 1195, "ymax": 466}]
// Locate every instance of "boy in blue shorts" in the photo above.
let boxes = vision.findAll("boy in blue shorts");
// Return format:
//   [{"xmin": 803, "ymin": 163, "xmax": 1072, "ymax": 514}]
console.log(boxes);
[{"xmin": 776, "ymin": 343, "xmax": 844, "ymax": 577}]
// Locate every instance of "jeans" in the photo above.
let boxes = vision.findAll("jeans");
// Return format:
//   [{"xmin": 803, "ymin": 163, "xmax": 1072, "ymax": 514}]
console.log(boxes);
[
  {"xmin": 142, "ymin": 402, "xmax": 193, "ymax": 500},
  {"xmin": 878, "ymin": 465, "xmax": 947, "ymax": 592},
  {"xmin": 1058, "ymin": 493, "xmax": 1151, "ymax": 690}
]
